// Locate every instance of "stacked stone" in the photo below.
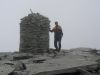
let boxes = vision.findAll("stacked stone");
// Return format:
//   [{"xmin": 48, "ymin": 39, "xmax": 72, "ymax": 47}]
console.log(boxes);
[{"xmin": 19, "ymin": 13, "xmax": 50, "ymax": 54}]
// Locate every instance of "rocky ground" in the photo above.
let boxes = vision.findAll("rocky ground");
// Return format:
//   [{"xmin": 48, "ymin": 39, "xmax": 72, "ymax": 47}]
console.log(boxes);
[{"xmin": 0, "ymin": 48, "xmax": 100, "ymax": 75}]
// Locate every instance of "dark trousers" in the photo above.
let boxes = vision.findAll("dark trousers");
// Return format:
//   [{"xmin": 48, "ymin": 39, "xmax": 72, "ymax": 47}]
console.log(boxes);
[{"xmin": 54, "ymin": 38, "xmax": 62, "ymax": 52}]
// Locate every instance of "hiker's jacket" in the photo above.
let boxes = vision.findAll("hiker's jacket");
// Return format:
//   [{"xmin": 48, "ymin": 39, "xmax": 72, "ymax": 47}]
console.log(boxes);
[{"xmin": 51, "ymin": 25, "xmax": 63, "ymax": 40}]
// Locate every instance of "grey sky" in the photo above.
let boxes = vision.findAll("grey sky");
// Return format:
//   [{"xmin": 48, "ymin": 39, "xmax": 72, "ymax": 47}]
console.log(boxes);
[{"xmin": 0, "ymin": 0, "xmax": 100, "ymax": 52}]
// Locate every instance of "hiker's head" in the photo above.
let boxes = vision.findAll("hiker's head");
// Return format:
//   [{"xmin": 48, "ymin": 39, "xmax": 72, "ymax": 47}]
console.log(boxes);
[{"xmin": 55, "ymin": 21, "xmax": 58, "ymax": 26}]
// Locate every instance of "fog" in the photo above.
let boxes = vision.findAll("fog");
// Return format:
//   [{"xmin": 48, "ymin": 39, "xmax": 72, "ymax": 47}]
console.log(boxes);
[{"xmin": 0, "ymin": 0, "xmax": 100, "ymax": 52}]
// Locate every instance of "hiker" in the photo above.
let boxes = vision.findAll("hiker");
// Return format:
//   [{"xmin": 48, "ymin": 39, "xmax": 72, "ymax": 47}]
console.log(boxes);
[{"xmin": 49, "ymin": 21, "xmax": 63, "ymax": 52}]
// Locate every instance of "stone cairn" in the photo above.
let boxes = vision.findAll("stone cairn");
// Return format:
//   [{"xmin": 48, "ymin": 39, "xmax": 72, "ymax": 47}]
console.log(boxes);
[{"xmin": 19, "ymin": 13, "xmax": 50, "ymax": 54}]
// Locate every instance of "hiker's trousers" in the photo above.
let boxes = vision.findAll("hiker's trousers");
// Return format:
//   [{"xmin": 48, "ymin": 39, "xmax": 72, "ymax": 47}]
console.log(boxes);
[{"xmin": 54, "ymin": 37, "xmax": 62, "ymax": 52}]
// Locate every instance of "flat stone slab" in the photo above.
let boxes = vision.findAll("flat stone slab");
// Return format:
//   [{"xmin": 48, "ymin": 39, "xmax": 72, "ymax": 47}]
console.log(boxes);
[{"xmin": 26, "ymin": 54, "xmax": 98, "ymax": 75}]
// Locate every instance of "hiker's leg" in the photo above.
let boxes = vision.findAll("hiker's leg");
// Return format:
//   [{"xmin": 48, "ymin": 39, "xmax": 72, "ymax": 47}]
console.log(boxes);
[
  {"xmin": 54, "ymin": 39, "xmax": 58, "ymax": 50},
  {"xmin": 58, "ymin": 38, "xmax": 62, "ymax": 52}
]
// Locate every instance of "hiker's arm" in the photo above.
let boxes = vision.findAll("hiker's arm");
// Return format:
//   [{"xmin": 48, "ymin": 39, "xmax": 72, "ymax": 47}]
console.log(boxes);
[{"xmin": 49, "ymin": 28, "xmax": 54, "ymax": 32}]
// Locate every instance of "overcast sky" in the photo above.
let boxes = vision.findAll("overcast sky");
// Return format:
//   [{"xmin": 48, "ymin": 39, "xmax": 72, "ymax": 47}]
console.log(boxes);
[{"xmin": 0, "ymin": 0, "xmax": 100, "ymax": 52}]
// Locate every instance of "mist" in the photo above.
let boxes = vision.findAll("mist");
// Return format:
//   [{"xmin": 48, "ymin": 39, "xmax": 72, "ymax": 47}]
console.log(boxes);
[{"xmin": 0, "ymin": 0, "xmax": 100, "ymax": 52}]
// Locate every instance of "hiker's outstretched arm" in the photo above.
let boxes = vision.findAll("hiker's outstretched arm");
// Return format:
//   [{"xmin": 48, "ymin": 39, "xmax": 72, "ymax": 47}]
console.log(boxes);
[{"xmin": 49, "ymin": 28, "xmax": 54, "ymax": 32}]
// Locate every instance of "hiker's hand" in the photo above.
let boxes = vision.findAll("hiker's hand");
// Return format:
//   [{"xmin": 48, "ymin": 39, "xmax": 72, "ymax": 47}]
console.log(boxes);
[{"xmin": 49, "ymin": 25, "xmax": 52, "ymax": 31}]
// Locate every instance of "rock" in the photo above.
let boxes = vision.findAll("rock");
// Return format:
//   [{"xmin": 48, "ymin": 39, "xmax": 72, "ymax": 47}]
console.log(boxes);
[
  {"xmin": 13, "ymin": 55, "xmax": 33, "ymax": 60},
  {"xmin": 8, "ymin": 72, "xmax": 18, "ymax": 75},
  {"xmin": 14, "ymin": 61, "xmax": 26, "ymax": 71},
  {"xmin": 4, "ymin": 62, "xmax": 14, "ymax": 66},
  {"xmin": 12, "ymin": 53, "xmax": 33, "ymax": 61},
  {"xmin": 77, "ymin": 68, "xmax": 92, "ymax": 75},
  {"xmin": 90, "ymin": 49, "xmax": 98, "ymax": 55},
  {"xmin": 0, "ymin": 65, "xmax": 14, "ymax": 75},
  {"xmin": 8, "ymin": 71, "xmax": 28, "ymax": 75},
  {"xmin": 33, "ymin": 59, "xmax": 46, "ymax": 63},
  {"xmin": 0, "ymin": 57, "xmax": 2, "ymax": 60}
]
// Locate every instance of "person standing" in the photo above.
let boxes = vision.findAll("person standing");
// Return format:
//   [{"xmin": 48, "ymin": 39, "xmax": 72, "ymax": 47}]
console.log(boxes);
[{"xmin": 50, "ymin": 21, "xmax": 63, "ymax": 52}]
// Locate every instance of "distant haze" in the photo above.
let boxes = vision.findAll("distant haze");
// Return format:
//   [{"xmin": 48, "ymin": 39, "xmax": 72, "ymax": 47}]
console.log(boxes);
[{"xmin": 0, "ymin": 0, "xmax": 100, "ymax": 52}]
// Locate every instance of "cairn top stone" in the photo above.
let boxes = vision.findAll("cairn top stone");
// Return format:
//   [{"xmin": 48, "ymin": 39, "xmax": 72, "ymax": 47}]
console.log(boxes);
[{"xmin": 21, "ymin": 13, "xmax": 50, "ymax": 23}]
